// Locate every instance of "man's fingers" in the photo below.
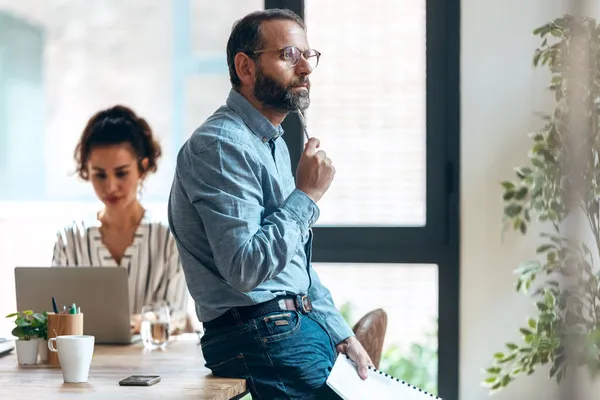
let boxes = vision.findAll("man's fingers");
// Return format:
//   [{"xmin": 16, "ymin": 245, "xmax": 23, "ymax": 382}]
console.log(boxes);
[
  {"xmin": 337, "ymin": 338, "xmax": 371, "ymax": 380},
  {"xmin": 335, "ymin": 342, "xmax": 347, "ymax": 354},
  {"xmin": 315, "ymin": 150, "xmax": 327, "ymax": 162},
  {"xmin": 304, "ymin": 137, "xmax": 320, "ymax": 151},
  {"xmin": 356, "ymin": 352, "xmax": 370, "ymax": 380}
]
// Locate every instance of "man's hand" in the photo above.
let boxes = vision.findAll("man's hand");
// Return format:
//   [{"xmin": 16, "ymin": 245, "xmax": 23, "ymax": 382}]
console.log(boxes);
[
  {"xmin": 336, "ymin": 336, "xmax": 373, "ymax": 380},
  {"xmin": 296, "ymin": 137, "xmax": 335, "ymax": 203}
]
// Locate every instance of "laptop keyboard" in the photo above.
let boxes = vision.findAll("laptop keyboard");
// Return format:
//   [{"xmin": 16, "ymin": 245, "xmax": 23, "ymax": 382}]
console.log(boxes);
[{"xmin": 0, "ymin": 338, "xmax": 14, "ymax": 357}]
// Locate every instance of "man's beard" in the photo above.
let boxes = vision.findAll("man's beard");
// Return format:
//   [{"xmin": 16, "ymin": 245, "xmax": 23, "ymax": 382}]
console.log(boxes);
[{"xmin": 253, "ymin": 67, "xmax": 310, "ymax": 112}]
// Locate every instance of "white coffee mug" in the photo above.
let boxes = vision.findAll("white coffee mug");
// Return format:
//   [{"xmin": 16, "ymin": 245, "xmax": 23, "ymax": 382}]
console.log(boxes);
[{"xmin": 48, "ymin": 335, "xmax": 95, "ymax": 383}]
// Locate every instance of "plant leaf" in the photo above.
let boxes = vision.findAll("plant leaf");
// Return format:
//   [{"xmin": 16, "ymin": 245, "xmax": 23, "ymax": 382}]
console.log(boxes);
[
  {"xmin": 515, "ymin": 187, "xmax": 528, "ymax": 200},
  {"xmin": 520, "ymin": 221, "xmax": 527, "ymax": 234},
  {"xmin": 501, "ymin": 181, "xmax": 516, "ymax": 190},
  {"xmin": 520, "ymin": 328, "xmax": 533, "ymax": 336},
  {"xmin": 505, "ymin": 204, "xmax": 523, "ymax": 218}
]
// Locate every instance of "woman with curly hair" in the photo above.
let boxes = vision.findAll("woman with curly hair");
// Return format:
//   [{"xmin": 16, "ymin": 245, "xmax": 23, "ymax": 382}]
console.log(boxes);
[{"xmin": 51, "ymin": 105, "xmax": 188, "ymax": 333}]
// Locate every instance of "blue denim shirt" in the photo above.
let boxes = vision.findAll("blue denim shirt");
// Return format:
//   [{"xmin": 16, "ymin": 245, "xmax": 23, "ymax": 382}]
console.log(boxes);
[{"xmin": 167, "ymin": 89, "xmax": 354, "ymax": 345}]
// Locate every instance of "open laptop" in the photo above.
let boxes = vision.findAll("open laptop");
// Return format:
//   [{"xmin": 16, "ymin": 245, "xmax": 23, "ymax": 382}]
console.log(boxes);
[{"xmin": 14, "ymin": 267, "xmax": 135, "ymax": 345}]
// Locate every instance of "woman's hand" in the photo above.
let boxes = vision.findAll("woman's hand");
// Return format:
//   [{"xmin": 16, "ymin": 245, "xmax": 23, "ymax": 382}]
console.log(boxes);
[{"xmin": 130, "ymin": 314, "xmax": 142, "ymax": 334}]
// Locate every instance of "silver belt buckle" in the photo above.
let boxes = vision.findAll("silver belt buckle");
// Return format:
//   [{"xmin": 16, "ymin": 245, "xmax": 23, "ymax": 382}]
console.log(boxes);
[{"xmin": 296, "ymin": 295, "xmax": 313, "ymax": 314}]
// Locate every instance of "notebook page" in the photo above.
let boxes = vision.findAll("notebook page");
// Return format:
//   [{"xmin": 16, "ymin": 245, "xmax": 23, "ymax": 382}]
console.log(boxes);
[{"xmin": 326, "ymin": 354, "xmax": 441, "ymax": 400}]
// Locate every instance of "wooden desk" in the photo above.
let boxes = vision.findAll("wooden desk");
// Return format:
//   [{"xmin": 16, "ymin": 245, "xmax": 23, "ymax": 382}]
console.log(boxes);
[{"xmin": 0, "ymin": 335, "xmax": 247, "ymax": 399}]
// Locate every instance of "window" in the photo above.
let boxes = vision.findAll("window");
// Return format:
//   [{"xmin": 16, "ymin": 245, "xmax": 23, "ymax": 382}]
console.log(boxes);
[
  {"xmin": 267, "ymin": 1, "xmax": 459, "ymax": 399},
  {"xmin": 0, "ymin": 0, "xmax": 264, "ymax": 334},
  {"xmin": 304, "ymin": 0, "xmax": 427, "ymax": 227},
  {"xmin": 0, "ymin": 3, "xmax": 178, "ymax": 202},
  {"xmin": 0, "ymin": 3, "xmax": 459, "ymax": 399},
  {"xmin": 184, "ymin": 0, "xmax": 263, "ymax": 139},
  {"xmin": 315, "ymin": 263, "xmax": 438, "ymax": 393},
  {"xmin": 0, "ymin": 13, "xmax": 44, "ymax": 200}
]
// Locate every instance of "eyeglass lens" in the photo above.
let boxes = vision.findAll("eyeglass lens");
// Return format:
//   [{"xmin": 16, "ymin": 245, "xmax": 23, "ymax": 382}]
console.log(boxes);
[{"xmin": 283, "ymin": 47, "xmax": 320, "ymax": 69}]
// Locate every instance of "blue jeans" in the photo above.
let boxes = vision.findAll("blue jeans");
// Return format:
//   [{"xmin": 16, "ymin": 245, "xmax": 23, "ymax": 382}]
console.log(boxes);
[{"xmin": 201, "ymin": 309, "xmax": 340, "ymax": 399}]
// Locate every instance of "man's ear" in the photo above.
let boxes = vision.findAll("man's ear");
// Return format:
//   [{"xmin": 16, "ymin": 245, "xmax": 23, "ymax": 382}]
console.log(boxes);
[{"xmin": 234, "ymin": 52, "xmax": 256, "ymax": 87}]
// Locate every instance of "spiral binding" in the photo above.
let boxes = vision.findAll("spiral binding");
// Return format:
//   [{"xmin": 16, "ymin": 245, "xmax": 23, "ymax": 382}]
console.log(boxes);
[{"xmin": 344, "ymin": 355, "xmax": 441, "ymax": 399}]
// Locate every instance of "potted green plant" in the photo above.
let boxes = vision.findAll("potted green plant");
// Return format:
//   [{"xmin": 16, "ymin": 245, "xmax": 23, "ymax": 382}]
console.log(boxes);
[
  {"xmin": 5, "ymin": 310, "xmax": 44, "ymax": 365},
  {"xmin": 483, "ymin": 15, "xmax": 600, "ymax": 393}
]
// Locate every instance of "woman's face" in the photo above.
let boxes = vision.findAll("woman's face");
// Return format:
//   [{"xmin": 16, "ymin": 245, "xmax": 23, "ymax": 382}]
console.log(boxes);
[{"xmin": 86, "ymin": 144, "xmax": 147, "ymax": 210}]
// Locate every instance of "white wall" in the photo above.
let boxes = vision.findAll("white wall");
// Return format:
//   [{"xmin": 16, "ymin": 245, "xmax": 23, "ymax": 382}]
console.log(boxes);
[{"xmin": 461, "ymin": 0, "xmax": 566, "ymax": 399}]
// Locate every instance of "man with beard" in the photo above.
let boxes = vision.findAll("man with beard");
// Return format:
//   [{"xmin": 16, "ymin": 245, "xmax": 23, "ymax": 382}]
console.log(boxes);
[{"xmin": 167, "ymin": 8, "xmax": 372, "ymax": 399}]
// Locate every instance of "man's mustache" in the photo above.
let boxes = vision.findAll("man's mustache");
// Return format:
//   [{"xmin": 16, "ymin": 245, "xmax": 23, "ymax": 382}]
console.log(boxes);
[{"xmin": 290, "ymin": 78, "xmax": 310, "ymax": 88}]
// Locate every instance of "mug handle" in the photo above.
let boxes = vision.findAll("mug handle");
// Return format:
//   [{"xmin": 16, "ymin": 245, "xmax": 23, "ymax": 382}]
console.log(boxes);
[{"xmin": 48, "ymin": 337, "xmax": 58, "ymax": 353}]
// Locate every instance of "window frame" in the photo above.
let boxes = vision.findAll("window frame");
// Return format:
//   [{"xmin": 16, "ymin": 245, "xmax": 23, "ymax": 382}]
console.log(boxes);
[{"xmin": 265, "ymin": 1, "xmax": 460, "ymax": 399}]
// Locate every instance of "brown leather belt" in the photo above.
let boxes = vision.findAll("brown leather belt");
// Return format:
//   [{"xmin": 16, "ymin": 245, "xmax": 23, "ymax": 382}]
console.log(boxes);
[{"xmin": 203, "ymin": 295, "xmax": 313, "ymax": 330}]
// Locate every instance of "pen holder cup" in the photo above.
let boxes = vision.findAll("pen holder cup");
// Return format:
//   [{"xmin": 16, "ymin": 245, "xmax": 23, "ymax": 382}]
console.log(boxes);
[{"xmin": 47, "ymin": 313, "xmax": 84, "ymax": 367}]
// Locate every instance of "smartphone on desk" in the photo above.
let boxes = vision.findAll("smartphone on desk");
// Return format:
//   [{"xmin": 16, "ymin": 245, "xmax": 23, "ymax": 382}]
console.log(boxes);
[{"xmin": 119, "ymin": 375, "xmax": 161, "ymax": 386}]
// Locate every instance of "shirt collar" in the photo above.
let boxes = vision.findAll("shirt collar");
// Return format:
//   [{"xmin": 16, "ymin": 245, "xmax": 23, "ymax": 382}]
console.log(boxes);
[
  {"xmin": 226, "ymin": 89, "xmax": 284, "ymax": 143},
  {"xmin": 89, "ymin": 208, "xmax": 152, "ymax": 228}
]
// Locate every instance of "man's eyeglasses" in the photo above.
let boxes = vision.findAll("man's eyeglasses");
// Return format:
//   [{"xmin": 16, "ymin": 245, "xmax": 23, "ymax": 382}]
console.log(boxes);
[{"xmin": 253, "ymin": 46, "xmax": 321, "ymax": 70}]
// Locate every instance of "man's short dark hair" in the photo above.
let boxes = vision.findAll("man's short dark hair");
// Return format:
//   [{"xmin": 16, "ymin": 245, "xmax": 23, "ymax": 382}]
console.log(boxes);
[{"xmin": 226, "ymin": 9, "xmax": 306, "ymax": 89}]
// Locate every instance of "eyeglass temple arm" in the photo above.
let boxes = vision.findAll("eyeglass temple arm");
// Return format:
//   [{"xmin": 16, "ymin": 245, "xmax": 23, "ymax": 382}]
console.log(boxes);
[{"xmin": 253, "ymin": 48, "xmax": 283, "ymax": 54}]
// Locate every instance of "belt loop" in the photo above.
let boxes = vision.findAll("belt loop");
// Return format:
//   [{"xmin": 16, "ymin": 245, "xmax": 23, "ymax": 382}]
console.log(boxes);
[{"xmin": 231, "ymin": 308, "xmax": 242, "ymax": 324}]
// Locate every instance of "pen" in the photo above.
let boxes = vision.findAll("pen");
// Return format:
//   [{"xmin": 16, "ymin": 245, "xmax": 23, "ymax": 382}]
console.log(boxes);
[
  {"xmin": 52, "ymin": 297, "xmax": 58, "ymax": 314},
  {"xmin": 70, "ymin": 303, "xmax": 77, "ymax": 314},
  {"xmin": 296, "ymin": 109, "xmax": 310, "ymax": 141}
]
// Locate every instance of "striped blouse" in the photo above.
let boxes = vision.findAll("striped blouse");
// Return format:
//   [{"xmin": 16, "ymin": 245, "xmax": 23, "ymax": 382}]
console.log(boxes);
[{"xmin": 51, "ymin": 211, "xmax": 189, "ymax": 316}]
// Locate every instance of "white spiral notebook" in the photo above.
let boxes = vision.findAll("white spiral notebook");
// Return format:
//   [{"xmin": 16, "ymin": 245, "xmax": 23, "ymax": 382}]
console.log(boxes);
[{"xmin": 326, "ymin": 354, "xmax": 442, "ymax": 400}]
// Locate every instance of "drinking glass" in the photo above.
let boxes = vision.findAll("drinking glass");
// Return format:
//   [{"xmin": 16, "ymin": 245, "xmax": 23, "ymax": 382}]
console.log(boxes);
[{"xmin": 140, "ymin": 302, "xmax": 171, "ymax": 351}]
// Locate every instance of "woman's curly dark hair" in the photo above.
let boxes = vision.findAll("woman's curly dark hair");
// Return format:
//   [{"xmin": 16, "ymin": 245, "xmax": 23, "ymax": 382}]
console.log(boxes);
[{"xmin": 74, "ymin": 105, "xmax": 161, "ymax": 180}]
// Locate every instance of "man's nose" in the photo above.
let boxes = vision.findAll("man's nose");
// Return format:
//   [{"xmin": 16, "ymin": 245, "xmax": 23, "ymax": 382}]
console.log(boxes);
[{"xmin": 295, "ymin": 55, "xmax": 313, "ymax": 75}]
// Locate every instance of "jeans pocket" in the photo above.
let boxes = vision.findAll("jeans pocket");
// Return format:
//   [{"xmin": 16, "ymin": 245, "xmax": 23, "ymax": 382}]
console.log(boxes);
[
  {"xmin": 205, "ymin": 353, "xmax": 247, "ymax": 378},
  {"xmin": 201, "ymin": 322, "xmax": 252, "ymax": 348},
  {"xmin": 258, "ymin": 311, "xmax": 302, "ymax": 343}
]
